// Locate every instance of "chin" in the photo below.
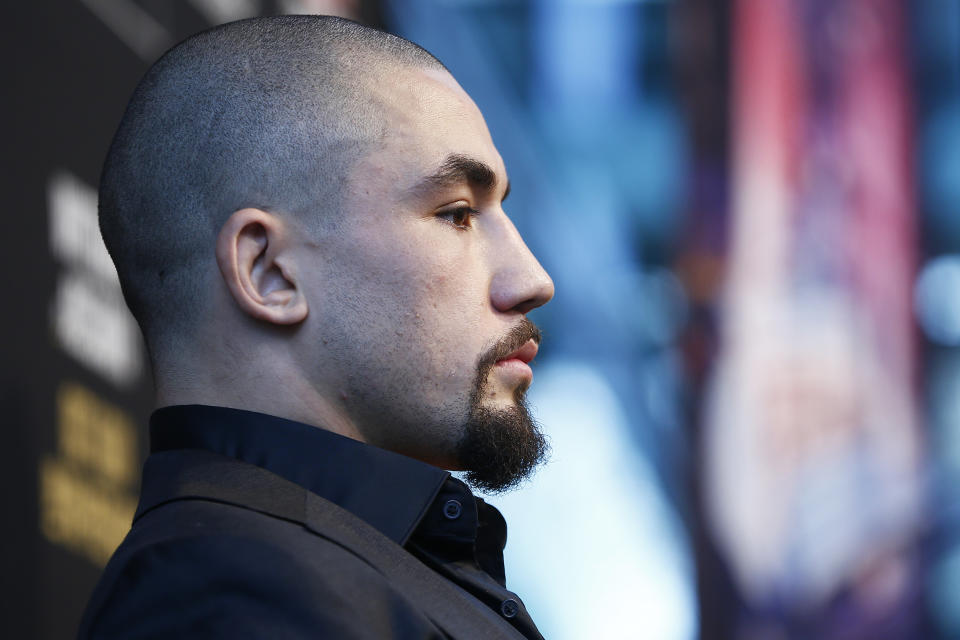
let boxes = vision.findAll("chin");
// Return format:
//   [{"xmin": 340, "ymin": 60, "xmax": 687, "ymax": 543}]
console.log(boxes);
[{"xmin": 454, "ymin": 400, "xmax": 549, "ymax": 494}]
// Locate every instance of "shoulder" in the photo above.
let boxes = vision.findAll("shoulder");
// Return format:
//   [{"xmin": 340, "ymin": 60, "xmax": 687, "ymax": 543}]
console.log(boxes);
[{"xmin": 79, "ymin": 499, "xmax": 447, "ymax": 639}]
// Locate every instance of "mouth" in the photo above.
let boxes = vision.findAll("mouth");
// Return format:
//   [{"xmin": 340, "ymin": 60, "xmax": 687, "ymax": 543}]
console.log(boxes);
[{"xmin": 496, "ymin": 339, "xmax": 539, "ymax": 366}]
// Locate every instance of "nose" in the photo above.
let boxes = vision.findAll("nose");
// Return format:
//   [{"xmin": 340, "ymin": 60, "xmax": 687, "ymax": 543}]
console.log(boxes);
[{"xmin": 489, "ymin": 215, "xmax": 555, "ymax": 315}]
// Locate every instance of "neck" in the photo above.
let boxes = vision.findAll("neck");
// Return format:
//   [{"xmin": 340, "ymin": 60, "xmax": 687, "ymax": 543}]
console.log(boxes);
[{"xmin": 153, "ymin": 355, "xmax": 367, "ymax": 444}]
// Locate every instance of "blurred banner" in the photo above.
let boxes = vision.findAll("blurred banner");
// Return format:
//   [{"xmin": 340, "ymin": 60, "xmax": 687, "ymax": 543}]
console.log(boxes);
[{"xmin": 703, "ymin": 0, "xmax": 924, "ymax": 636}]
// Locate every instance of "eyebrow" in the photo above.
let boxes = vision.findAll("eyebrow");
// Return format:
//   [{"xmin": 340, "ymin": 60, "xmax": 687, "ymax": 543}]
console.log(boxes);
[{"xmin": 412, "ymin": 153, "xmax": 511, "ymax": 202}]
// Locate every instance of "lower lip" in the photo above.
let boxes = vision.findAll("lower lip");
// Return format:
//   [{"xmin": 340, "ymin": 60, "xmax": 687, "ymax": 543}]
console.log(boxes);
[{"xmin": 494, "ymin": 358, "xmax": 533, "ymax": 379}]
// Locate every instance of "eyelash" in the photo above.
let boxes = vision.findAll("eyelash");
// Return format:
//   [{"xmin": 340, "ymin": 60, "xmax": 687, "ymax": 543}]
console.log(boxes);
[{"xmin": 438, "ymin": 206, "xmax": 479, "ymax": 230}]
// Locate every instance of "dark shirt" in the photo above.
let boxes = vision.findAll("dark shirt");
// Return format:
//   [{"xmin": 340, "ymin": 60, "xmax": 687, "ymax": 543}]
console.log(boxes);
[{"xmin": 150, "ymin": 405, "xmax": 543, "ymax": 640}]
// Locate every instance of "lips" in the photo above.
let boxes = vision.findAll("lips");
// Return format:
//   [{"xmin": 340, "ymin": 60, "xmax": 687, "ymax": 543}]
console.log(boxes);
[{"xmin": 497, "ymin": 339, "xmax": 538, "ymax": 365}]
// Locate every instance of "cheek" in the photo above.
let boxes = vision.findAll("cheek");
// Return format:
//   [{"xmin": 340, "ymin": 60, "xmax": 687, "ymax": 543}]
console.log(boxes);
[
  {"xmin": 397, "ymin": 266, "xmax": 491, "ymax": 389},
  {"xmin": 327, "ymin": 222, "xmax": 491, "ymax": 360},
  {"xmin": 356, "ymin": 228, "xmax": 484, "ymax": 311}
]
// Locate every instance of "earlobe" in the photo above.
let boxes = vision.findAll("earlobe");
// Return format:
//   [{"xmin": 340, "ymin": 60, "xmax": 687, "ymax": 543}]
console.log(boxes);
[{"xmin": 216, "ymin": 208, "xmax": 308, "ymax": 326}]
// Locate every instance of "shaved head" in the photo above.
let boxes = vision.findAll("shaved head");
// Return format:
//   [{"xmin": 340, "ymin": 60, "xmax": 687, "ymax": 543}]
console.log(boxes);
[{"xmin": 100, "ymin": 16, "xmax": 445, "ymax": 356}]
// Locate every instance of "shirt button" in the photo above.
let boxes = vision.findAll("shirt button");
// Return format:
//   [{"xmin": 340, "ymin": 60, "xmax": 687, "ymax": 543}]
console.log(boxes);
[
  {"xmin": 500, "ymin": 599, "xmax": 520, "ymax": 619},
  {"xmin": 443, "ymin": 499, "xmax": 462, "ymax": 520}
]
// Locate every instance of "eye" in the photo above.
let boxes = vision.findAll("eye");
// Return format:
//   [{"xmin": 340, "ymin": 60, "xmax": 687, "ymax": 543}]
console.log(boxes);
[{"xmin": 437, "ymin": 205, "xmax": 479, "ymax": 230}]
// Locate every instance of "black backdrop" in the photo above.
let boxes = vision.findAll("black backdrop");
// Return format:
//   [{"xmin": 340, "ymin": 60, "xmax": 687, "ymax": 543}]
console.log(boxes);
[
  {"xmin": 3, "ymin": 6, "xmax": 200, "ymax": 637},
  {"xmin": 0, "ymin": 3, "xmax": 382, "ymax": 637}
]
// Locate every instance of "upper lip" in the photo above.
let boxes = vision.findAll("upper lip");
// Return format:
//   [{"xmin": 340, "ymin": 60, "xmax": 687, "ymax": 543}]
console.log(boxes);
[{"xmin": 498, "ymin": 339, "xmax": 539, "ymax": 364}]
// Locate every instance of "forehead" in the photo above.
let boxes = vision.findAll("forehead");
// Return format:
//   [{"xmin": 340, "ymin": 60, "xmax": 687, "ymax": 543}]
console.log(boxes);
[{"xmin": 352, "ymin": 67, "xmax": 507, "ymax": 193}]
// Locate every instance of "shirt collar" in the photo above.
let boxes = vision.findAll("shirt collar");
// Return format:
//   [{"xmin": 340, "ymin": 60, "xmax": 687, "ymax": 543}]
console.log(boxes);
[{"xmin": 149, "ymin": 404, "xmax": 451, "ymax": 545}]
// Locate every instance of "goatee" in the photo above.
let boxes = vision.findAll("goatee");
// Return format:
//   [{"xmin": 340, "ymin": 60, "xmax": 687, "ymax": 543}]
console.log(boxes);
[{"xmin": 455, "ymin": 319, "xmax": 550, "ymax": 493}]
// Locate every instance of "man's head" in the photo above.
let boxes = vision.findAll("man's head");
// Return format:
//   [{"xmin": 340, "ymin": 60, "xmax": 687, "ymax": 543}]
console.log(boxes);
[{"xmin": 101, "ymin": 16, "xmax": 554, "ymax": 492}]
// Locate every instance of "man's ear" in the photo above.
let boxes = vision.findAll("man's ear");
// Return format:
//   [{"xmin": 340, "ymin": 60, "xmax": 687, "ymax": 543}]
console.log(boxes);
[{"xmin": 215, "ymin": 208, "xmax": 308, "ymax": 325}]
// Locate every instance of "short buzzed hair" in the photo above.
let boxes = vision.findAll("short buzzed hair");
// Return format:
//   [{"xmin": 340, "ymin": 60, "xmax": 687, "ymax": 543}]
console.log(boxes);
[{"xmin": 100, "ymin": 15, "xmax": 445, "ymax": 355}]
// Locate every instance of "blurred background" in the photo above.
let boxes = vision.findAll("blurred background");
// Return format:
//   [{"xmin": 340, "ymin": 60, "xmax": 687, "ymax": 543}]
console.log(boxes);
[{"xmin": 4, "ymin": 0, "xmax": 960, "ymax": 637}]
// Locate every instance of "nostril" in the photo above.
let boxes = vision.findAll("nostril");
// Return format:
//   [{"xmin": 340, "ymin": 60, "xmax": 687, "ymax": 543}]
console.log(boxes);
[
  {"xmin": 512, "ymin": 296, "xmax": 545, "ymax": 315},
  {"xmin": 491, "ymin": 272, "xmax": 554, "ymax": 314}
]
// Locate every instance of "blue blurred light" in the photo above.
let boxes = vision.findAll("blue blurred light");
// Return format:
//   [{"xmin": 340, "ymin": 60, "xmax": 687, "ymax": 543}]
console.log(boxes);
[
  {"xmin": 491, "ymin": 361, "xmax": 697, "ymax": 640},
  {"xmin": 915, "ymin": 255, "xmax": 960, "ymax": 346},
  {"xmin": 922, "ymin": 104, "xmax": 960, "ymax": 245},
  {"xmin": 928, "ymin": 353, "xmax": 960, "ymax": 484},
  {"xmin": 929, "ymin": 542, "xmax": 960, "ymax": 636}
]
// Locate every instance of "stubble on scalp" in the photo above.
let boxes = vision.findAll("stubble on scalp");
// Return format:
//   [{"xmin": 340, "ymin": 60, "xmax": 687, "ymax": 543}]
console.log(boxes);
[
  {"xmin": 99, "ymin": 15, "xmax": 448, "ymax": 358},
  {"xmin": 456, "ymin": 319, "xmax": 550, "ymax": 493}
]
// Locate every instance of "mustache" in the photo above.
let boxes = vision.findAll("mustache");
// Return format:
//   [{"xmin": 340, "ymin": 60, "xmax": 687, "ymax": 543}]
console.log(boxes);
[{"xmin": 476, "ymin": 318, "xmax": 542, "ymax": 374}]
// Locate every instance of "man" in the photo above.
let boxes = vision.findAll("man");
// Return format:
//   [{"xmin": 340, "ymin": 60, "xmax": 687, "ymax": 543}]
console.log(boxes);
[{"xmin": 78, "ymin": 14, "xmax": 554, "ymax": 640}]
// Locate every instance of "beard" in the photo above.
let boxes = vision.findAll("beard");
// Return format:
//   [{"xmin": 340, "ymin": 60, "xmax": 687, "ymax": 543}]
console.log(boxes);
[{"xmin": 454, "ymin": 318, "xmax": 550, "ymax": 494}]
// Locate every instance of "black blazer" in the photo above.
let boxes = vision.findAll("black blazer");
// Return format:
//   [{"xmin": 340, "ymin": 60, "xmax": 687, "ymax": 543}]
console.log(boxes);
[{"xmin": 78, "ymin": 449, "xmax": 529, "ymax": 639}]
